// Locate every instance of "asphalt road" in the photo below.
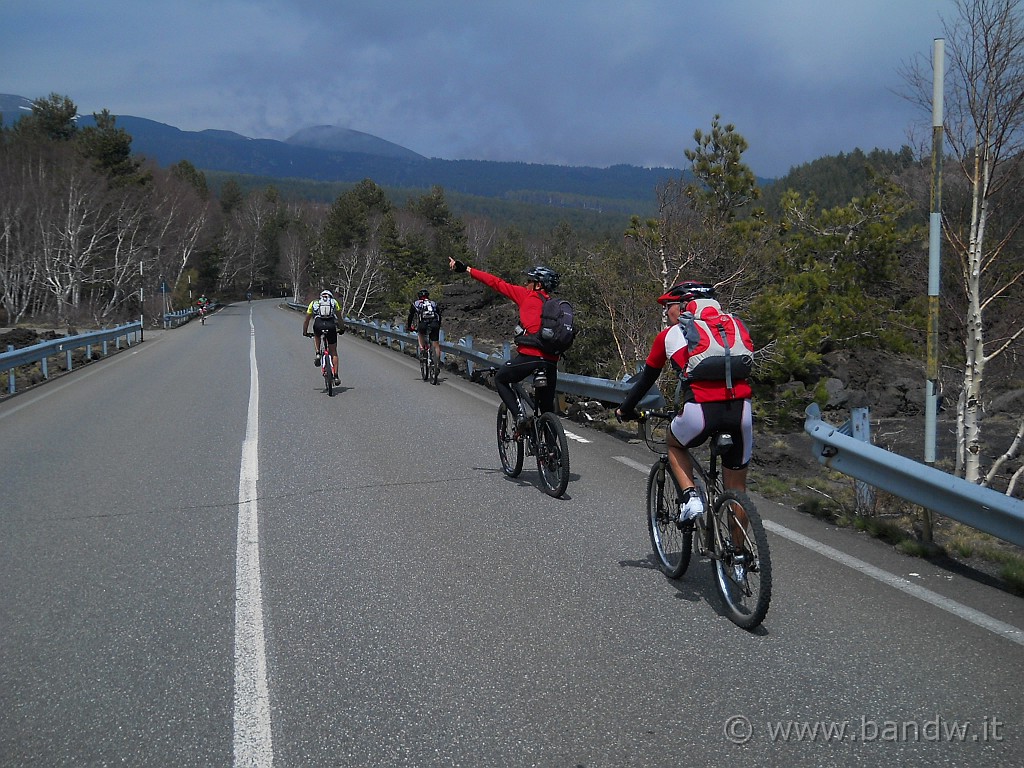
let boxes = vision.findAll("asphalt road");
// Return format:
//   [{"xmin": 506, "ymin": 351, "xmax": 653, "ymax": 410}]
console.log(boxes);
[{"xmin": 1, "ymin": 299, "xmax": 1022, "ymax": 767}]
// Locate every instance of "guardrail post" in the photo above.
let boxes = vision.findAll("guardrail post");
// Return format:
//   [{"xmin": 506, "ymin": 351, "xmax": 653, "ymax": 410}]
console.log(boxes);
[
  {"xmin": 438, "ymin": 328, "xmax": 445, "ymax": 362},
  {"xmin": 64, "ymin": 347, "xmax": 72, "ymax": 372},
  {"xmin": 6, "ymin": 344, "xmax": 13, "ymax": 394},
  {"xmin": 463, "ymin": 336, "xmax": 475, "ymax": 376},
  {"xmin": 41, "ymin": 355, "xmax": 48, "ymax": 380},
  {"xmin": 851, "ymin": 407, "xmax": 875, "ymax": 513}
]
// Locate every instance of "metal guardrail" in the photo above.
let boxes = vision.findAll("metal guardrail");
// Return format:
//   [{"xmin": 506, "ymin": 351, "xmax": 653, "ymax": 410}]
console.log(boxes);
[
  {"xmin": 804, "ymin": 403, "xmax": 1024, "ymax": 547},
  {"xmin": 163, "ymin": 301, "xmax": 218, "ymax": 328},
  {"xmin": 1, "ymin": 322, "xmax": 143, "ymax": 396},
  {"xmin": 286, "ymin": 302, "xmax": 665, "ymax": 409}
]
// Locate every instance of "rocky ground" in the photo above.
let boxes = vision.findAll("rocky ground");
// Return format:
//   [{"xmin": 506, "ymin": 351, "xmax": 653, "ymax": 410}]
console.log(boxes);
[{"xmin": 6, "ymin": 289, "xmax": 1023, "ymax": 593}]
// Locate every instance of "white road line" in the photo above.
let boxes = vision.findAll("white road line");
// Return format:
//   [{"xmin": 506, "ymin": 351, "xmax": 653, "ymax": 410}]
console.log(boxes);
[
  {"xmin": 614, "ymin": 455, "xmax": 1024, "ymax": 647},
  {"xmin": 564, "ymin": 430, "xmax": 590, "ymax": 443},
  {"xmin": 234, "ymin": 312, "xmax": 274, "ymax": 767},
  {"xmin": 614, "ymin": 456, "xmax": 650, "ymax": 473},
  {"xmin": 761, "ymin": 520, "xmax": 1024, "ymax": 647}
]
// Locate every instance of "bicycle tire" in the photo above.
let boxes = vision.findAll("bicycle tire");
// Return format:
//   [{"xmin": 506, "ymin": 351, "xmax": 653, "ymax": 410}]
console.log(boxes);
[
  {"xmin": 496, "ymin": 403, "xmax": 524, "ymax": 477},
  {"xmin": 420, "ymin": 350, "xmax": 429, "ymax": 382},
  {"xmin": 646, "ymin": 463, "xmax": 692, "ymax": 578},
  {"xmin": 431, "ymin": 349, "xmax": 440, "ymax": 385},
  {"xmin": 709, "ymin": 491, "xmax": 772, "ymax": 630},
  {"xmin": 325, "ymin": 365, "xmax": 333, "ymax": 396},
  {"xmin": 535, "ymin": 413, "xmax": 569, "ymax": 498}
]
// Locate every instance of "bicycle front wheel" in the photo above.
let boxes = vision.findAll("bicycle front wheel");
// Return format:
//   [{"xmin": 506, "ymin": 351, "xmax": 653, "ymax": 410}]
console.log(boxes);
[
  {"xmin": 646, "ymin": 463, "xmax": 692, "ymax": 578},
  {"xmin": 535, "ymin": 413, "xmax": 569, "ymax": 498},
  {"xmin": 496, "ymin": 404, "xmax": 524, "ymax": 477},
  {"xmin": 709, "ymin": 491, "xmax": 772, "ymax": 630}
]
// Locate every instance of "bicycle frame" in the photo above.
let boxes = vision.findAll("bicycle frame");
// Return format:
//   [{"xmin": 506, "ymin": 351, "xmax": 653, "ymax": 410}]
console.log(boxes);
[
  {"xmin": 640, "ymin": 409, "xmax": 772, "ymax": 630},
  {"xmin": 488, "ymin": 367, "xmax": 570, "ymax": 498},
  {"xmin": 418, "ymin": 341, "xmax": 439, "ymax": 384},
  {"xmin": 317, "ymin": 329, "xmax": 337, "ymax": 395}
]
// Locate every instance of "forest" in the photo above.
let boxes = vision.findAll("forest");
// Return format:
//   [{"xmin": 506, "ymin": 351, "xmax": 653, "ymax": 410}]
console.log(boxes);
[{"xmin": 2, "ymin": 0, "xmax": 1022, "ymax": 496}]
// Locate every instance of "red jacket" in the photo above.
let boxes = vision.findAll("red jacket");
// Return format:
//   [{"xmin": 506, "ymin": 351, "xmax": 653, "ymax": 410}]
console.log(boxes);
[{"xmin": 468, "ymin": 267, "xmax": 558, "ymax": 361}]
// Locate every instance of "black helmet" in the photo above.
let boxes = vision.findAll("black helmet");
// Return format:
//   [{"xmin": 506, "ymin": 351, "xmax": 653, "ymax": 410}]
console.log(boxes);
[
  {"xmin": 524, "ymin": 265, "xmax": 560, "ymax": 291},
  {"xmin": 417, "ymin": 289, "xmax": 430, "ymax": 298},
  {"xmin": 657, "ymin": 280, "xmax": 715, "ymax": 306}
]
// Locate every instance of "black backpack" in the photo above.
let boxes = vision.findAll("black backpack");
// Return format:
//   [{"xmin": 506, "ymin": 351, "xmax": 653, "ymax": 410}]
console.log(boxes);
[{"xmin": 530, "ymin": 297, "xmax": 577, "ymax": 355}]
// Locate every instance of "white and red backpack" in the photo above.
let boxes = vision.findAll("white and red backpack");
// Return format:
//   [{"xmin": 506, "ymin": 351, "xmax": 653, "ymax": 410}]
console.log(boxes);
[{"xmin": 668, "ymin": 298, "xmax": 754, "ymax": 397}]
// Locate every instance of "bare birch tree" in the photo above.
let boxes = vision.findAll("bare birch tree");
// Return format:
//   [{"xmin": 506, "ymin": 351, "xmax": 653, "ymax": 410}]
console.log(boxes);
[
  {"xmin": 37, "ymin": 157, "xmax": 115, "ymax": 323},
  {"xmin": 902, "ymin": 0, "xmax": 1024, "ymax": 488}
]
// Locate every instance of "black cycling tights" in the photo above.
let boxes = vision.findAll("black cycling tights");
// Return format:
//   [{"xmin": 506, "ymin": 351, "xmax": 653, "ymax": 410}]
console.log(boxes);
[{"xmin": 495, "ymin": 355, "xmax": 556, "ymax": 417}]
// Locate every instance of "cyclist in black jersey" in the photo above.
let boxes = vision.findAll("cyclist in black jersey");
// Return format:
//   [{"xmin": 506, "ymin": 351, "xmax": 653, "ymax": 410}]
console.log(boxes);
[{"xmin": 406, "ymin": 289, "xmax": 442, "ymax": 364}]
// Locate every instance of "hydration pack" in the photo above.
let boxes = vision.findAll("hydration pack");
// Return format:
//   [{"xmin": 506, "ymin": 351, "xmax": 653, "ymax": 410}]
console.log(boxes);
[
  {"xmin": 316, "ymin": 298, "xmax": 335, "ymax": 318},
  {"xmin": 418, "ymin": 299, "xmax": 438, "ymax": 321},
  {"xmin": 676, "ymin": 299, "xmax": 754, "ymax": 395},
  {"xmin": 526, "ymin": 296, "xmax": 577, "ymax": 355}
]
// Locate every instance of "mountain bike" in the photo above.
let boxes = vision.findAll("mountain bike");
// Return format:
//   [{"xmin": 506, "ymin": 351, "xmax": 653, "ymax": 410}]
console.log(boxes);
[
  {"xmin": 419, "ymin": 343, "xmax": 439, "ymax": 385},
  {"xmin": 307, "ymin": 330, "xmax": 338, "ymax": 396},
  {"xmin": 486, "ymin": 366, "xmax": 570, "ymax": 498},
  {"xmin": 640, "ymin": 409, "xmax": 772, "ymax": 630}
]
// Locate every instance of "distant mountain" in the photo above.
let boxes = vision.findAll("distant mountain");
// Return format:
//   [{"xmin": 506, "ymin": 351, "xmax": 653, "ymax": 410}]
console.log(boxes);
[
  {"xmin": 285, "ymin": 124, "xmax": 423, "ymax": 160},
  {"xmin": 0, "ymin": 94, "xmax": 34, "ymax": 121},
  {"xmin": 0, "ymin": 93, "xmax": 684, "ymax": 209}
]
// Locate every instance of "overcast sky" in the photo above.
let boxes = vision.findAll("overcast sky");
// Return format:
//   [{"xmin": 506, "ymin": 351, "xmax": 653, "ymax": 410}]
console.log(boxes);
[{"xmin": 5, "ymin": 1, "xmax": 958, "ymax": 178}]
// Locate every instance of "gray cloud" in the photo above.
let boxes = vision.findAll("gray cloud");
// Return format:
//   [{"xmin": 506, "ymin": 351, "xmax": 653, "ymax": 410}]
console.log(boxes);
[{"xmin": 4, "ymin": 0, "xmax": 955, "ymax": 177}]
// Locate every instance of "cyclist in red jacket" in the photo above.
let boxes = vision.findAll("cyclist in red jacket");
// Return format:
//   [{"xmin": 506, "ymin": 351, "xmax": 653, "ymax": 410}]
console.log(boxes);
[
  {"xmin": 449, "ymin": 256, "xmax": 559, "ymax": 430},
  {"xmin": 616, "ymin": 281, "xmax": 754, "ymax": 524}
]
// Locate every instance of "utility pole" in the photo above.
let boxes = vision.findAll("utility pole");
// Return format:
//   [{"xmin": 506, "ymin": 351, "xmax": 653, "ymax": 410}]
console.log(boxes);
[{"xmin": 923, "ymin": 37, "xmax": 945, "ymax": 543}]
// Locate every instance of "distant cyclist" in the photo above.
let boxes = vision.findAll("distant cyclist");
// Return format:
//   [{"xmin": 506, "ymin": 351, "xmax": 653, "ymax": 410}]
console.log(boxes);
[
  {"xmin": 302, "ymin": 289, "xmax": 343, "ymax": 385},
  {"xmin": 406, "ymin": 288, "xmax": 442, "ymax": 365},
  {"xmin": 449, "ymin": 257, "xmax": 560, "ymax": 431}
]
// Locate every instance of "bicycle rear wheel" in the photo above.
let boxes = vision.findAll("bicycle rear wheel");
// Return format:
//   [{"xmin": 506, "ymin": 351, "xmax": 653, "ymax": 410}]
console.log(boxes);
[
  {"xmin": 496, "ymin": 404, "xmax": 524, "ymax": 477},
  {"xmin": 535, "ymin": 413, "xmax": 569, "ymax": 497},
  {"xmin": 709, "ymin": 491, "xmax": 772, "ymax": 630},
  {"xmin": 325, "ymin": 365, "xmax": 333, "ymax": 396},
  {"xmin": 646, "ymin": 463, "xmax": 692, "ymax": 578},
  {"xmin": 431, "ymin": 349, "xmax": 440, "ymax": 385},
  {"xmin": 420, "ymin": 350, "xmax": 429, "ymax": 381}
]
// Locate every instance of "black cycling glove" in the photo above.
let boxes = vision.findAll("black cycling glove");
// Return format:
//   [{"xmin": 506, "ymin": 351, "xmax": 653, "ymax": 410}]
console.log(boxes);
[
  {"xmin": 617, "ymin": 363, "xmax": 662, "ymax": 418},
  {"xmin": 452, "ymin": 259, "xmax": 468, "ymax": 273}
]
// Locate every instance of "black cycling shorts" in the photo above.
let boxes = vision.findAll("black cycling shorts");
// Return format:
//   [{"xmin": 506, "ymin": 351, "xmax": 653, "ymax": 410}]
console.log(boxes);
[
  {"xmin": 670, "ymin": 399, "xmax": 753, "ymax": 470},
  {"xmin": 417, "ymin": 319, "xmax": 441, "ymax": 342},
  {"xmin": 312, "ymin": 317, "xmax": 339, "ymax": 345}
]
